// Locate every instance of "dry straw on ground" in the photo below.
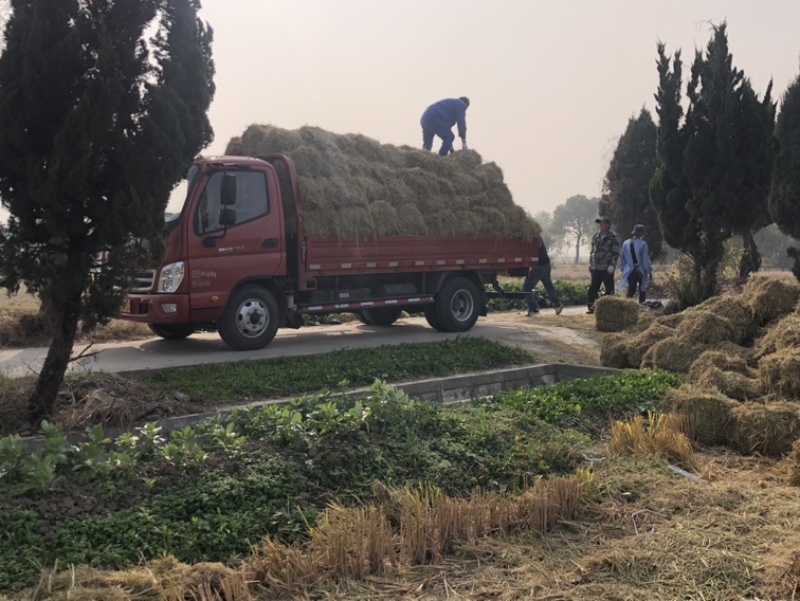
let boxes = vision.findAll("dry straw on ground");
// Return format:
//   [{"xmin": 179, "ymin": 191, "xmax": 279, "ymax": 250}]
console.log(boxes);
[
  {"xmin": 664, "ymin": 385, "xmax": 738, "ymax": 446},
  {"xmin": 594, "ymin": 296, "xmax": 639, "ymax": 333},
  {"xmin": 789, "ymin": 439, "xmax": 800, "ymax": 487},
  {"xmin": 674, "ymin": 312, "xmax": 738, "ymax": 345},
  {"xmin": 23, "ymin": 475, "xmax": 592, "ymax": 600},
  {"xmin": 759, "ymin": 349, "xmax": 800, "ymax": 400},
  {"xmin": 742, "ymin": 274, "xmax": 800, "ymax": 325},
  {"xmin": 684, "ymin": 296, "xmax": 757, "ymax": 344},
  {"xmin": 226, "ymin": 124, "xmax": 540, "ymax": 240},
  {"xmin": 609, "ymin": 412, "xmax": 694, "ymax": 467},
  {"xmin": 729, "ymin": 401, "xmax": 800, "ymax": 457}
]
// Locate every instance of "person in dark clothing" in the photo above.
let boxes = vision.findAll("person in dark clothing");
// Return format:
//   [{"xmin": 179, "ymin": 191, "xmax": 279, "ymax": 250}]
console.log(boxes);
[
  {"xmin": 421, "ymin": 97, "xmax": 470, "ymax": 156},
  {"xmin": 523, "ymin": 239, "xmax": 563, "ymax": 316},
  {"xmin": 587, "ymin": 216, "xmax": 621, "ymax": 314}
]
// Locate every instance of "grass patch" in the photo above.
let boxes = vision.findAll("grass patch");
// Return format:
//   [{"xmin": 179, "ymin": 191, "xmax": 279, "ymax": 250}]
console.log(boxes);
[
  {"xmin": 142, "ymin": 337, "xmax": 533, "ymax": 403},
  {"xmin": 0, "ymin": 372, "xmax": 682, "ymax": 592}
]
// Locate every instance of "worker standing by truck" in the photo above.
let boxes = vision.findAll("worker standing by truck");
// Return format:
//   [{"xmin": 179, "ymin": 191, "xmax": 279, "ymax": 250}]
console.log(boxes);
[{"xmin": 421, "ymin": 97, "xmax": 470, "ymax": 156}]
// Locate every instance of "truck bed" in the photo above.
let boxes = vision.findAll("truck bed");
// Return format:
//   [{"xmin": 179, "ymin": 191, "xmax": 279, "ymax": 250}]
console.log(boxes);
[{"xmin": 304, "ymin": 236, "xmax": 538, "ymax": 276}]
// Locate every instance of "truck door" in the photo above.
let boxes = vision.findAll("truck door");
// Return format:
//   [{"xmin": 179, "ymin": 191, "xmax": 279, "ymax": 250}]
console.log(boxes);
[{"xmin": 187, "ymin": 168, "xmax": 284, "ymax": 306}]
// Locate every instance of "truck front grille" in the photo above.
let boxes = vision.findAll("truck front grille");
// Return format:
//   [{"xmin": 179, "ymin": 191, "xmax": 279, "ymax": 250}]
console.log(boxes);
[{"xmin": 131, "ymin": 270, "xmax": 156, "ymax": 293}]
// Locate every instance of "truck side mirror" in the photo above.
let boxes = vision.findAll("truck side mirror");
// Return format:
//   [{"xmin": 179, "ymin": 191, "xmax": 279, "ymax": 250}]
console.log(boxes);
[
  {"xmin": 221, "ymin": 174, "xmax": 237, "ymax": 206},
  {"xmin": 219, "ymin": 208, "xmax": 237, "ymax": 226}
]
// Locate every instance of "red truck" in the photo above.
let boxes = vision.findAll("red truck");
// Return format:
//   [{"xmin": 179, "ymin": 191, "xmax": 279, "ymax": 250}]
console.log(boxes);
[{"xmin": 119, "ymin": 155, "xmax": 539, "ymax": 350}]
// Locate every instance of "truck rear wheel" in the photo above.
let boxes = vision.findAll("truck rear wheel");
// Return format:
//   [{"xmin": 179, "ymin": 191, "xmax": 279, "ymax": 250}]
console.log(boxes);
[
  {"xmin": 423, "ymin": 304, "xmax": 445, "ymax": 331},
  {"xmin": 435, "ymin": 277, "xmax": 480, "ymax": 332},
  {"xmin": 358, "ymin": 306, "xmax": 403, "ymax": 326},
  {"xmin": 148, "ymin": 323, "xmax": 195, "ymax": 340},
  {"xmin": 218, "ymin": 285, "xmax": 281, "ymax": 351}
]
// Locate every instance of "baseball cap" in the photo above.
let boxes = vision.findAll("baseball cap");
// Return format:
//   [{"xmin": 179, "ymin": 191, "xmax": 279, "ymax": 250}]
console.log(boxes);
[{"xmin": 595, "ymin": 217, "xmax": 611, "ymax": 224}]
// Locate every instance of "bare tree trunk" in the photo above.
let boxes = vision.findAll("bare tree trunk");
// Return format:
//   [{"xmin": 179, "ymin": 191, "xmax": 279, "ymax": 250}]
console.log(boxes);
[
  {"xmin": 574, "ymin": 239, "xmax": 580, "ymax": 264},
  {"xmin": 26, "ymin": 297, "xmax": 81, "ymax": 426},
  {"xmin": 738, "ymin": 231, "xmax": 761, "ymax": 279}
]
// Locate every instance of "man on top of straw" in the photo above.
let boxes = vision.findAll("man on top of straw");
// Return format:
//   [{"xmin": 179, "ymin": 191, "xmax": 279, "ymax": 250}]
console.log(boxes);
[{"xmin": 420, "ymin": 97, "xmax": 470, "ymax": 156}]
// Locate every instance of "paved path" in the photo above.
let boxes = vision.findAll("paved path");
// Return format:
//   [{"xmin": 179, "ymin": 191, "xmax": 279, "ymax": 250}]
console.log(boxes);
[{"xmin": 0, "ymin": 307, "xmax": 596, "ymax": 378}]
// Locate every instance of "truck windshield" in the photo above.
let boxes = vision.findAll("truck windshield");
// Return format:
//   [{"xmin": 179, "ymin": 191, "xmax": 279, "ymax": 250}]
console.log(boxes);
[{"xmin": 164, "ymin": 164, "xmax": 201, "ymax": 232}]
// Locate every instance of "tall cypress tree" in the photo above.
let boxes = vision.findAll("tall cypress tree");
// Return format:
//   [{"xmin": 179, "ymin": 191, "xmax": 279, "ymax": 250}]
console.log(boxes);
[
  {"xmin": 600, "ymin": 108, "xmax": 663, "ymax": 260},
  {"xmin": 768, "ymin": 64, "xmax": 800, "ymax": 279},
  {"xmin": 651, "ymin": 23, "xmax": 775, "ymax": 304},
  {"xmin": 0, "ymin": 0, "xmax": 215, "ymax": 423}
]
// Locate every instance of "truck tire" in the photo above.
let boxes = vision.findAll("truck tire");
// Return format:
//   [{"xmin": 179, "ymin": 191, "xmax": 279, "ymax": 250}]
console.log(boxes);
[
  {"xmin": 148, "ymin": 323, "xmax": 195, "ymax": 340},
  {"xmin": 435, "ymin": 277, "xmax": 480, "ymax": 332},
  {"xmin": 423, "ymin": 304, "xmax": 446, "ymax": 331},
  {"xmin": 359, "ymin": 306, "xmax": 403, "ymax": 326},
  {"xmin": 217, "ymin": 285, "xmax": 281, "ymax": 351}
]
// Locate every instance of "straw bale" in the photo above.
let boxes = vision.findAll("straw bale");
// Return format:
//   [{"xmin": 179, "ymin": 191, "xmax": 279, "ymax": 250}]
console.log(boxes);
[
  {"xmin": 626, "ymin": 323, "xmax": 676, "ymax": 368},
  {"xmin": 758, "ymin": 349, "xmax": 800, "ymax": 400},
  {"xmin": 600, "ymin": 333, "xmax": 631, "ymax": 369},
  {"xmin": 655, "ymin": 312, "xmax": 684, "ymax": 329},
  {"xmin": 729, "ymin": 401, "xmax": 800, "ymax": 457},
  {"xmin": 686, "ymin": 296, "xmax": 758, "ymax": 344},
  {"xmin": 688, "ymin": 350, "xmax": 756, "ymax": 380},
  {"xmin": 664, "ymin": 385, "xmax": 738, "ymax": 446},
  {"xmin": 789, "ymin": 439, "xmax": 800, "ymax": 487},
  {"xmin": 641, "ymin": 338, "xmax": 708, "ymax": 374},
  {"xmin": 754, "ymin": 313, "xmax": 800, "ymax": 359},
  {"xmin": 742, "ymin": 274, "xmax": 800, "ymax": 325},
  {"xmin": 225, "ymin": 124, "xmax": 540, "ymax": 240},
  {"xmin": 674, "ymin": 311, "xmax": 738, "ymax": 345},
  {"xmin": 689, "ymin": 365, "xmax": 762, "ymax": 402},
  {"xmin": 594, "ymin": 296, "xmax": 639, "ymax": 333}
]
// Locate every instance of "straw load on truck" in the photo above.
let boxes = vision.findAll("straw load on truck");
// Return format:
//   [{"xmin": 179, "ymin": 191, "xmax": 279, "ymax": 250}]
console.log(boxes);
[{"xmin": 225, "ymin": 124, "xmax": 540, "ymax": 241}]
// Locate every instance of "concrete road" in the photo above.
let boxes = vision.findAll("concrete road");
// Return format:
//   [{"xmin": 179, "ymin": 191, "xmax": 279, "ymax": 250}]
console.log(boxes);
[{"xmin": 0, "ymin": 308, "xmax": 596, "ymax": 378}]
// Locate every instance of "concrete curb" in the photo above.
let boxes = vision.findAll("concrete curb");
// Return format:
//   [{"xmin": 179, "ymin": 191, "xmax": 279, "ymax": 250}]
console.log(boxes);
[{"xmin": 19, "ymin": 363, "xmax": 619, "ymax": 451}]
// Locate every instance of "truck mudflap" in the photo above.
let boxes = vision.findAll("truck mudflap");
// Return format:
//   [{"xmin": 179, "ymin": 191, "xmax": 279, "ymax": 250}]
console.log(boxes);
[{"xmin": 298, "ymin": 295, "xmax": 434, "ymax": 314}]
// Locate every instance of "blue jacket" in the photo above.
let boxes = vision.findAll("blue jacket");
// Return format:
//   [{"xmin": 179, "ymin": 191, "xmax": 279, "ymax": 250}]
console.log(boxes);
[
  {"xmin": 617, "ymin": 237, "xmax": 653, "ymax": 292},
  {"xmin": 422, "ymin": 98, "xmax": 468, "ymax": 139}
]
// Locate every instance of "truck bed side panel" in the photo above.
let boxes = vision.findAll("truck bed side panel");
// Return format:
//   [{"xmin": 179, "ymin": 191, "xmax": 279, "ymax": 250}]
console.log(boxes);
[{"xmin": 304, "ymin": 236, "xmax": 537, "ymax": 276}]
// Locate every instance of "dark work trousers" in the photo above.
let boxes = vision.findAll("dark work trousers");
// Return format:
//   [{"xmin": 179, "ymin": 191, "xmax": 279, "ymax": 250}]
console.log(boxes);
[
  {"xmin": 626, "ymin": 270, "xmax": 646, "ymax": 303},
  {"xmin": 587, "ymin": 268, "xmax": 614, "ymax": 311},
  {"xmin": 421, "ymin": 114, "xmax": 456, "ymax": 156}
]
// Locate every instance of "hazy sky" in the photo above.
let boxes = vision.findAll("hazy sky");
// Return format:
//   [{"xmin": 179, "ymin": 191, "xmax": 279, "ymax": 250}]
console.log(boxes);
[{"xmin": 187, "ymin": 0, "xmax": 800, "ymax": 217}]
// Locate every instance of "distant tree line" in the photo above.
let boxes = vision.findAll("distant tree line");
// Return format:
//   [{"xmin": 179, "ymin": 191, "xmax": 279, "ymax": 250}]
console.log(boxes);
[{"xmin": 540, "ymin": 22, "xmax": 800, "ymax": 308}]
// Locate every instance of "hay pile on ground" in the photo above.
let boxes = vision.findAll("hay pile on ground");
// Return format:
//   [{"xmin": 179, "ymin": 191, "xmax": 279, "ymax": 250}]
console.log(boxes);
[
  {"xmin": 688, "ymin": 365, "xmax": 761, "ymax": 402},
  {"xmin": 664, "ymin": 386, "xmax": 738, "ymax": 446},
  {"xmin": 790, "ymin": 439, "xmax": 800, "ymax": 487},
  {"xmin": 625, "ymin": 323, "xmax": 675, "ymax": 368},
  {"xmin": 729, "ymin": 402, "xmax": 800, "ymax": 456},
  {"xmin": 226, "ymin": 124, "xmax": 539, "ymax": 240},
  {"xmin": 754, "ymin": 313, "xmax": 800, "ymax": 359},
  {"xmin": 641, "ymin": 338, "xmax": 708, "ymax": 374},
  {"xmin": 741, "ymin": 274, "xmax": 800, "ymax": 325},
  {"xmin": 594, "ymin": 296, "xmax": 639, "ymax": 332},
  {"xmin": 758, "ymin": 349, "xmax": 800, "ymax": 400},
  {"xmin": 674, "ymin": 312, "xmax": 738, "ymax": 345},
  {"xmin": 599, "ymin": 333, "xmax": 630, "ymax": 369},
  {"xmin": 688, "ymin": 350, "xmax": 755, "ymax": 380},
  {"xmin": 684, "ymin": 296, "xmax": 757, "ymax": 344}
]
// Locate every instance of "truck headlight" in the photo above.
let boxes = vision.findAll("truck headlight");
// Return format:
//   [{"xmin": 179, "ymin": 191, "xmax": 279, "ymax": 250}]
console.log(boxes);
[{"xmin": 159, "ymin": 261, "xmax": 185, "ymax": 293}]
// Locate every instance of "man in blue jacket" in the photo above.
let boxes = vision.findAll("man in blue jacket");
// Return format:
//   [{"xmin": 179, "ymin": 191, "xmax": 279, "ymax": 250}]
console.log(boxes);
[
  {"xmin": 420, "ymin": 97, "xmax": 470, "ymax": 156},
  {"xmin": 617, "ymin": 224, "xmax": 653, "ymax": 304}
]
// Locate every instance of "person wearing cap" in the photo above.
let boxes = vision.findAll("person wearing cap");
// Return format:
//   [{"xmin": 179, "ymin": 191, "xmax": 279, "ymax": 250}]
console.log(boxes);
[
  {"xmin": 523, "ymin": 238, "xmax": 564, "ymax": 317},
  {"xmin": 587, "ymin": 216, "xmax": 620, "ymax": 314},
  {"xmin": 420, "ymin": 97, "xmax": 470, "ymax": 156},
  {"xmin": 617, "ymin": 224, "xmax": 653, "ymax": 304}
]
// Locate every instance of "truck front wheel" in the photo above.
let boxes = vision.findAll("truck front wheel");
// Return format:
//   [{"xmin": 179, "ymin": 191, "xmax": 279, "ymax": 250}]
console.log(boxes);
[
  {"xmin": 358, "ymin": 306, "xmax": 403, "ymax": 326},
  {"xmin": 148, "ymin": 323, "xmax": 195, "ymax": 340},
  {"xmin": 435, "ymin": 277, "xmax": 480, "ymax": 332},
  {"xmin": 218, "ymin": 285, "xmax": 281, "ymax": 351}
]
